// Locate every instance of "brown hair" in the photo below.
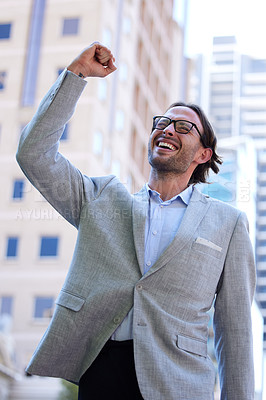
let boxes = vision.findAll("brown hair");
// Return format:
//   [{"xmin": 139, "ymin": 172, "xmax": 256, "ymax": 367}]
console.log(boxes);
[{"xmin": 166, "ymin": 102, "xmax": 222, "ymax": 185}]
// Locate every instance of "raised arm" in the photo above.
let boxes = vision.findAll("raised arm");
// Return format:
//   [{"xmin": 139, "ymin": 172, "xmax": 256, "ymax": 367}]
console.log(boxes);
[{"xmin": 16, "ymin": 43, "xmax": 116, "ymax": 227}]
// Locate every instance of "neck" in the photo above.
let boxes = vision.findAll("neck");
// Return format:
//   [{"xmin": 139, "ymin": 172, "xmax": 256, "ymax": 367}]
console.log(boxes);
[{"xmin": 148, "ymin": 169, "xmax": 191, "ymax": 201}]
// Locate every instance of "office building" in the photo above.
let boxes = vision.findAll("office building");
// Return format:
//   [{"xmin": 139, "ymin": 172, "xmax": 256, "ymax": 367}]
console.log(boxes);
[{"xmin": 0, "ymin": 0, "xmax": 184, "ymax": 391}]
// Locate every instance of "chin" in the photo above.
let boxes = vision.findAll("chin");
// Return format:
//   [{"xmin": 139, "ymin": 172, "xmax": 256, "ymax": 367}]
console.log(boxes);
[{"xmin": 149, "ymin": 158, "xmax": 174, "ymax": 173}]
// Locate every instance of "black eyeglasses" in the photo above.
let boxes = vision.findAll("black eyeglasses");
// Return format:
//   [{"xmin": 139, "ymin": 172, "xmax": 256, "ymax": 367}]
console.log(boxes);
[{"xmin": 152, "ymin": 116, "xmax": 203, "ymax": 141}]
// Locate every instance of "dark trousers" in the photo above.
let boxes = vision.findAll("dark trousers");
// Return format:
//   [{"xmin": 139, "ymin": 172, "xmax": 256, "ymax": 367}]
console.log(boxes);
[{"xmin": 78, "ymin": 340, "xmax": 144, "ymax": 400}]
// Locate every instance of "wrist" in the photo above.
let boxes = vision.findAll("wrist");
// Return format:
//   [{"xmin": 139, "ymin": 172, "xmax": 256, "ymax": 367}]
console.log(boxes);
[
  {"xmin": 67, "ymin": 62, "xmax": 87, "ymax": 79},
  {"xmin": 67, "ymin": 69, "xmax": 86, "ymax": 79}
]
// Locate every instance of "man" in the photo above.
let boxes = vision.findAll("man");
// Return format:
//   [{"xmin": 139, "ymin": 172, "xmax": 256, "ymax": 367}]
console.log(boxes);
[{"xmin": 17, "ymin": 43, "xmax": 256, "ymax": 400}]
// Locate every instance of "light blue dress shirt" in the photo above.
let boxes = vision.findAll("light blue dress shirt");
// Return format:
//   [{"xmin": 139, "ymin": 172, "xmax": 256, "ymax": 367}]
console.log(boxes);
[{"xmin": 111, "ymin": 184, "xmax": 193, "ymax": 341}]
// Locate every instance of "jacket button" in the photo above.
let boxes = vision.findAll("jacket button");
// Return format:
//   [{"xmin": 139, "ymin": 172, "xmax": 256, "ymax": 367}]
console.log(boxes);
[
  {"xmin": 137, "ymin": 320, "xmax": 147, "ymax": 326},
  {"xmin": 137, "ymin": 284, "xmax": 143, "ymax": 291},
  {"xmin": 113, "ymin": 317, "xmax": 121, "ymax": 324}
]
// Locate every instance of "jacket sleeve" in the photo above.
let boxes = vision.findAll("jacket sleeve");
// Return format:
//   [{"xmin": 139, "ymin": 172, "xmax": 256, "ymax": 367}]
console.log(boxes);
[
  {"xmin": 16, "ymin": 69, "xmax": 91, "ymax": 228},
  {"xmin": 213, "ymin": 211, "xmax": 256, "ymax": 400}
]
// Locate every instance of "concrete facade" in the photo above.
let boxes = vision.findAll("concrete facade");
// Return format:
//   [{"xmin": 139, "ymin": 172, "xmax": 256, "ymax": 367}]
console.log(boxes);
[{"xmin": 0, "ymin": 0, "xmax": 185, "ymax": 377}]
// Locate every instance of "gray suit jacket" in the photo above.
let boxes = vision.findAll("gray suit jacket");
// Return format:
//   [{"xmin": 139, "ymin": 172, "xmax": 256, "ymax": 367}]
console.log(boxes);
[{"xmin": 16, "ymin": 70, "xmax": 256, "ymax": 400}]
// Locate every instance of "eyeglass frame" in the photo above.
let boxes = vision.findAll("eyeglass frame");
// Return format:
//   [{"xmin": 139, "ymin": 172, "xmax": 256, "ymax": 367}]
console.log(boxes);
[{"xmin": 152, "ymin": 116, "xmax": 207, "ymax": 147}]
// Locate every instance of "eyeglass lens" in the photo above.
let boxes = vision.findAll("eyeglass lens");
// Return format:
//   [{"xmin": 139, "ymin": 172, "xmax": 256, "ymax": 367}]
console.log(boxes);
[{"xmin": 153, "ymin": 117, "xmax": 193, "ymax": 134}]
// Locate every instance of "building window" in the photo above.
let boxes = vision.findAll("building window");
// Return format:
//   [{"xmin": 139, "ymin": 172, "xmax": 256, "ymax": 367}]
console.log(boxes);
[
  {"xmin": 111, "ymin": 160, "xmax": 120, "ymax": 178},
  {"xmin": 6, "ymin": 237, "xmax": 18, "ymax": 258},
  {"xmin": 60, "ymin": 123, "xmax": 69, "ymax": 141},
  {"xmin": 34, "ymin": 297, "xmax": 54, "ymax": 318},
  {"xmin": 12, "ymin": 179, "xmax": 24, "ymax": 199},
  {"xmin": 257, "ymin": 286, "xmax": 266, "ymax": 293},
  {"xmin": 115, "ymin": 110, "xmax": 125, "ymax": 131},
  {"xmin": 0, "ymin": 71, "xmax": 7, "ymax": 90},
  {"xmin": 40, "ymin": 236, "xmax": 59, "ymax": 257},
  {"xmin": 122, "ymin": 16, "xmax": 131, "ymax": 34},
  {"xmin": 102, "ymin": 28, "xmax": 112, "ymax": 47},
  {"xmin": 62, "ymin": 18, "xmax": 79, "ymax": 35},
  {"xmin": 103, "ymin": 148, "xmax": 111, "ymax": 170},
  {"xmin": 119, "ymin": 62, "xmax": 128, "ymax": 82},
  {"xmin": 0, "ymin": 296, "xmax": 13, "ymax": 316},
  {"xmin": 93, "ymin": 131, "xmax": 103, "ymax": 155},
  {"xmin": 98, "ymin": 80, "xmax": 107, "ymax": 100},
  {"xmin": 0, "ymin": 23, "xmax": 11, "ymax": 39},
  {"xmin": 57, "ymin": 68, "xmax": 64, "ymax": 76}
]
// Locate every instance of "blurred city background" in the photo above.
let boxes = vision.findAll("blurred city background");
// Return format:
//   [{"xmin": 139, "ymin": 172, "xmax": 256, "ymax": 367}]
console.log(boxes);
[{"xmin": 0, "ymin": 0, "xmax": 265, "ymax": 398}]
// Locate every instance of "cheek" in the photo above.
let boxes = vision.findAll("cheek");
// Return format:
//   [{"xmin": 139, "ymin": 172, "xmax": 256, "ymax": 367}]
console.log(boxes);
[{"xmin": 149, "ymin": 131, "xmax": 158, "ymax": 147}]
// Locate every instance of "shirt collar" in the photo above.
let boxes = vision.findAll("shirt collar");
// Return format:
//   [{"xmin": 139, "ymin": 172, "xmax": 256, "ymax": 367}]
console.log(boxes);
[{"xmin": 145, "ymin": 183, "xmax": 193, "ymax": 206}]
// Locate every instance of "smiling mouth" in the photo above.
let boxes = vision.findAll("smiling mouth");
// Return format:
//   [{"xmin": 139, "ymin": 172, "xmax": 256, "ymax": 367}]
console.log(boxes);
[{"xmin": 157, "ymin": 141, "xmax": 178, "ymax": 151}]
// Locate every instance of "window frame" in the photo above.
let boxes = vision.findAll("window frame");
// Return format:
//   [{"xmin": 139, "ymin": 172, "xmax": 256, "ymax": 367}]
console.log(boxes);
[
  {"xmin": 40, "ymin": 236, "xmax": 59, "ymax": 257},
  {"xmin": 6, "ymin": 236, "xmax": 19, "ymax": 258},
  {"xmin": 0, "ymin": 296, "xmax": 13, "ymax": 316},
  {"xmin": 33, "ymin": 296, "xmax": 54, "ymax": 319},
  {"xmin": 62, "ymin": 17, "xmax": 80, "ymax": 36},
  {"xmin": 12, "ymin": 179, "xmax": 25, "ymax": 200},
  {"xmin": 0, "ymin": 71, "xmax": 7, "ymax": 90},
  {"xmin": 0, "ymin": 23, "xmax": 12, "ymax": 40}
]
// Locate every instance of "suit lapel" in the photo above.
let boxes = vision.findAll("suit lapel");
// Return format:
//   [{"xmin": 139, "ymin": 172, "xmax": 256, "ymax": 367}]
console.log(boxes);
[
  {"xmin": 142, "ymin": 187, "xmax": 211, "ymax": 278},
  {"xmin": 132, "ymin": 186, "xmax": 149, "ymax": 274}
]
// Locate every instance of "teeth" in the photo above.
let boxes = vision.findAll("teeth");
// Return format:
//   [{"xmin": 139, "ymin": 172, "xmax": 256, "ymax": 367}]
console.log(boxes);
[{"xmin": 158, "ymin": 141, "xmax": 176, "ymax": 151}]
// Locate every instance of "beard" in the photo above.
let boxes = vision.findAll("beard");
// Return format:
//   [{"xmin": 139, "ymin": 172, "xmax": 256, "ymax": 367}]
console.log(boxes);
[{"xmin": 148, "ymin": 143, "xmax": 199, "ymax": 176}]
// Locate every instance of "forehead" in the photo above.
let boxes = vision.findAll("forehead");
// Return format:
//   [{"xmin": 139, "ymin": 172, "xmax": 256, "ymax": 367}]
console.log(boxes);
[{"xmin": 164, "ymin": 106, "xmax": 203, "ymax": 132}]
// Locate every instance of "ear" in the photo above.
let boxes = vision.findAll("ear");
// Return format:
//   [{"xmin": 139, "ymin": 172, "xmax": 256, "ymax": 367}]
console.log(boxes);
[{"xmin": 196, "ymin": 148, "xmax": 213, "ymax": 165}]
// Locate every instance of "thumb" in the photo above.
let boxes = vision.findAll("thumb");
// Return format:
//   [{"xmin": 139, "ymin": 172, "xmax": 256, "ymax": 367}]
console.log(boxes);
[{"xmin": 103, "ymin": 58, "xmax": 117, "ymax": 76}]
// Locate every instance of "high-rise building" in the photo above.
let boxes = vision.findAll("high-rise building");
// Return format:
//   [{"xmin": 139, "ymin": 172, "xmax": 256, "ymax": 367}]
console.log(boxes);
[
  {"xmin": 0, "ymin": 0, "xmax": 185, "ymax": 390},
  {"xmin": 243, "ymin": 57, "xmax": 266, "ymax": 349},
  {"xmin": 191, "ymin": 35, "xmax": 266, "ymax": 348},
  {"xmin": 189, "ymin": 35, "xmax": 266, "ymax": 399}
]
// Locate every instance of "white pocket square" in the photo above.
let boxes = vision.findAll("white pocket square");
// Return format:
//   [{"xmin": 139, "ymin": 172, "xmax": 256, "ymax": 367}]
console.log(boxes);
[{"xmin": 195, "ymin": 237, "xmax": 222, "ymax": 252}]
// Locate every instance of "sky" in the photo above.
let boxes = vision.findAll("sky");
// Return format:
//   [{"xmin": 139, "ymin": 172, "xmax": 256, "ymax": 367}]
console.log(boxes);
[{"xmin": 175, "ymin": 0, "xmax": 266, "ymax": 58}]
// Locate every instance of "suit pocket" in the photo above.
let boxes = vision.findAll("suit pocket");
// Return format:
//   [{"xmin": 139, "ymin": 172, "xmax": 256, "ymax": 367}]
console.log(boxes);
[
  {"xmin": 55, "ymin": 290, "xmax": 85, "ymax": 312},
  {"xmin": 192, "ymin": 240, "xmax": 222, "ymax": 260},
  {"xmin": 176, "ymin": 334, "xmax": 207, "ymax": 358}
]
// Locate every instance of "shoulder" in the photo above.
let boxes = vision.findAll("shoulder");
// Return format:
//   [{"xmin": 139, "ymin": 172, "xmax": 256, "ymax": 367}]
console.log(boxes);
[
  {"xmin": 193, "ymin": 186, "xmax": 247, "ymax": 227},
  {"xmin": 196, "ymin": 187, "xmax": 241, "ymax": 214},
  {"xmin": 206, "ymin": 194, "xmax": 240, "ymax": 213},
  {"xmin": 82, "ymin": 174, "xmax": 131, "ymax": 200}
]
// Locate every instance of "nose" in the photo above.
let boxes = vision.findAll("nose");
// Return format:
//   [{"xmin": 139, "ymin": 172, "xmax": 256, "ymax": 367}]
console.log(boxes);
[{"xmin": 163, "ymin": 122, "xmax": 175, "ymax": 136}]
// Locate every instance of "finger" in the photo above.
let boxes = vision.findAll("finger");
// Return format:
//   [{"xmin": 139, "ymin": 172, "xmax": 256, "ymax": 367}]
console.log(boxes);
[
  {"xmin": 95, "ymin": 47, "xmax": 115, "ymax": 62},
  {"xmin": 103, "ymin": 58, "xmax": 117, "ymax": 75},
  {"xmin": 96, "ymin": 54, "xmax": 111, "ymax": 64},
  {"xmin": 95, "ymin": 45, "xmax": 111, "ymax": 56},
  {"xmin": 105, "ymin": 56, "xmax": 116, "ymax": 67},
  {"xmin": 96, "ymin": 53, "xmax": 113, "ymax": 65}
]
